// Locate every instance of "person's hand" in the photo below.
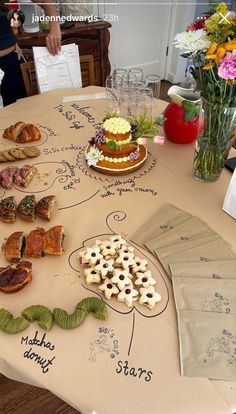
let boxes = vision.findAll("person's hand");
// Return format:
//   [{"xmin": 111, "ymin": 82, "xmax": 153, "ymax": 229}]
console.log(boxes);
[{"xmin": 45, "ymin": 23, "xmax": 61, "ymax": 55}]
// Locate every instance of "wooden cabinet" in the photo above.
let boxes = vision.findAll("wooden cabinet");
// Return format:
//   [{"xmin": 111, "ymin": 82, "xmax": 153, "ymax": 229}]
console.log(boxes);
[{"xmin": 17, "ymin": 21, "xmax": 111, "ymax": 87}]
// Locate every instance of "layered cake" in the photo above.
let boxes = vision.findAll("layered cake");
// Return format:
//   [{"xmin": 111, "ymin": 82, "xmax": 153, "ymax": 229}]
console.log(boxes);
[{"xmin": 85, "ymin": 115, "xmax": 147, "ymax": 175}]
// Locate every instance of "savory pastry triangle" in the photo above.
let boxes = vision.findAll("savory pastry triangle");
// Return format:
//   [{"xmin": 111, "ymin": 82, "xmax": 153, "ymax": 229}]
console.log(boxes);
[
  {"xmin": 36, "ymin": 195, "xmax": 56, "ymax": 221},
  {"xmin": 4, "ymin": 231, "xmax": 25, "ymax": 262},
  {"xmin": 0, "ymin": 196, "xmax": 17, "ymax": 223},
  {"xmin": 25, "ymin": 228, "xmax": 45, "ymax": 258},
  {"xmin": 43, "ymin": 225, "xmax": 64, "ymax": 255},
  {"xmin": 17, "ymin": 195, "xmax": 36, "ymax": 222}
]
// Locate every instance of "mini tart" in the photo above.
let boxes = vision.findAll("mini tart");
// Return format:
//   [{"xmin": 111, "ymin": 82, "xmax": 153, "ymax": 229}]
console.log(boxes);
[{"xmin": 96, "ymin": 142, "xmax": 138, "ymax": 158}]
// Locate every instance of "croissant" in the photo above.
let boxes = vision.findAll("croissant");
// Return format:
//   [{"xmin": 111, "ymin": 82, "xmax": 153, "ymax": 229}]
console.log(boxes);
[
  {"xmin": 3, "ymin": 122, "xmax": 26, "ymax": 141},
  {"xmin": 3, "ymin": 122, "xmax": 41, "ymax": 143},
  {"xmin": 17, "ymin": 124, "xmax": 41, "ymax": 143}
]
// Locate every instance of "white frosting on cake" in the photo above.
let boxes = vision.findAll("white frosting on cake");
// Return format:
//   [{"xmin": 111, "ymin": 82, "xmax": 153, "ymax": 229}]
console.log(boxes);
[
  {"xmin": 103, "ymin": 117, "xmax": 131, "ymax": 134},
  {"xmin": 105, "ymin": 136, "xmax": 132, "ymax": 145},
  {"xmin": 100, "ymin": 155, "xmax": 129, "ymax": 163}
]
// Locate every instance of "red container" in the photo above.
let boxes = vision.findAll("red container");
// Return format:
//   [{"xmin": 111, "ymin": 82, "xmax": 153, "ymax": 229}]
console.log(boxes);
[
  {"xmin": 163, "ymin": 101, "xmax": 199, "ymax": 144},
  {"xmin": 163, "ymin": 86, "xmax": 201, "ymax": 144}
]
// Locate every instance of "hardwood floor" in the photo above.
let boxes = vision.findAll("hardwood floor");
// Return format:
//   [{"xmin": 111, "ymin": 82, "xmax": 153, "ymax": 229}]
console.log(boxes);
[
  {"xmin": 0, "ymin": 374, "xmax": 80, "ymax": 414},
  {"xmin": 0, "ymin": 80, "xmax": 172, "ymax": 414}
]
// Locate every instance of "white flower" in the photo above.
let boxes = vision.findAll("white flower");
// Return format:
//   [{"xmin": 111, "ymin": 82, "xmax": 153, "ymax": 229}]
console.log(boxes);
[
  {"xmin": 86, "ymin": 146, "xmax": 103, "ymax": 166},
  {"xmin": 173, "ymin": 29, "xmax": 211, "ymax": 54}
]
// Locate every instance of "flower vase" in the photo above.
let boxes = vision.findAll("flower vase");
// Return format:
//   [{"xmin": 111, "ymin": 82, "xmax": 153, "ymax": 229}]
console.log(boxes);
[{"xmin": 193, "ymin": 99, "xmax": 236, "ymax": 182}]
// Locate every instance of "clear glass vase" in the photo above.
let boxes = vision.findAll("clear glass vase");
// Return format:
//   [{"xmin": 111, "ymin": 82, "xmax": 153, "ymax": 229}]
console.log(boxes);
[{"xmin": 192, "ymin": 99, "xmax": 236, "ymax": 182}]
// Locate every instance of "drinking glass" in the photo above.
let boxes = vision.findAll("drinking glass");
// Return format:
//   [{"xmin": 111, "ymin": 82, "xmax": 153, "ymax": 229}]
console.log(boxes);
[
  {"xmin": 120, "ymin": 87, "xmax": 137, "ymax": 118},
  {"xmin": 145, "ymin": 74, "xmax": 161, "ymax": 99},
  {"xmin": 128, "ymin": 68, "xmax": 144, "ymax": 82},
  {"xmin": 113, "ymin": 68, "xmax": 127, "ymax": 81},
  {"xmin": 136, "ymin": 87, "xmax": 153, "ymax": 117},
  {"xmin": 106, "ymin": 74, "xmax": 122, "ymax": 111}
]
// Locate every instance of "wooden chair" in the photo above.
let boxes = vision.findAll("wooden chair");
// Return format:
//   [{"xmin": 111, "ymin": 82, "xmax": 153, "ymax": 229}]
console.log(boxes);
[
  {"xmin": 80, "ymin": 55, "xmax": 95, "ymax": 87},
  {"xmin": 20, "ymin": 54, "xmax": 95, "ymax": 97},
  {"xmin": 20, "ymin": 61, "xmax": 38, "ymax": 97}
]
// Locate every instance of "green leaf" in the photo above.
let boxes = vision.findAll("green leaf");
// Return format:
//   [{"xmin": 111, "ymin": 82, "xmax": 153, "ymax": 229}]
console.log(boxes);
[
  {"xmin": 182, "ymin": 100, "xmax": 193, "ymax": 110},
  {"xmin": 181, "ymin": 53, "xmax": 192, "ymax": 58},
  {"xmin": 155, "ymin": 114, "xmax": 164, "ymax": 126},
  {"xmin": 107, "ymin": 140, "xmax": 117, "ymax": 150},
  {"xmin": 184, "ymin": 108, "xmax": 196, "ymax": 122}
]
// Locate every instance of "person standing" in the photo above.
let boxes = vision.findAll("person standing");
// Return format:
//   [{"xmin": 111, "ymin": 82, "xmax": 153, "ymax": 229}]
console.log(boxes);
[{"xmin": 0, "ymin": 0, "xmax": 61, "ymax": 106}]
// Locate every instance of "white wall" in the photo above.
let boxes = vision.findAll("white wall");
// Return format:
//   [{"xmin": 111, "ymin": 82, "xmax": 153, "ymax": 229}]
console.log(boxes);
[
  {"xmin": 165, "ymin": 0, "xmax": 196, "ymax": 83},
  {"xmin": 103, "ymin": 0, "xmax": 172, "ymax": 79}
]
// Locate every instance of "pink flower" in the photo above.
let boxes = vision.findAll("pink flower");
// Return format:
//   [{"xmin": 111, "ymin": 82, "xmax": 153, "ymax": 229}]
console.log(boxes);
[
  {"xmin": 112, "ymin": 108, "xmax": 120, "ymax": 115},
  {"xmin": 137, "ymin": 137, "xmax": 148, "ymax": 145},
  {"xmin": 218, "ymin": 54, "xmax": 236, "ymax": 80},
  {"xmin": 186, "ymin": 16, "xmax": 208, "ymax": 32},
  {"xmin": 153, "ymin": 135, "xmax": 165, "ymax": 145}
]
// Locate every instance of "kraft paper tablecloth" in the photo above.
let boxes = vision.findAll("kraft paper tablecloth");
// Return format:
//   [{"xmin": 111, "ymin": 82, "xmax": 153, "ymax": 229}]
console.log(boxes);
[{"xmin": 0, "ymin": 86, "xmax": 235, "ymax": 414}]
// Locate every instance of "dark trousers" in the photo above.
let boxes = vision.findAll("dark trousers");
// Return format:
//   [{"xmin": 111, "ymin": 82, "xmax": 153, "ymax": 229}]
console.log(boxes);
[{"xmin": 0, "ymin": 51, "xmax": 27, "ymax": 106}]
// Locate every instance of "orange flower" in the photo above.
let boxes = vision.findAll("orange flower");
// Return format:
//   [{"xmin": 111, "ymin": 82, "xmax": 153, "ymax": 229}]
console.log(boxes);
[
  {"xmin": 206, "ymin": 42, "xmax": 218, "ymax": 55},
  {"xmin": 215, "ymin": 47, "xmax": 226, "ymax": 64},
  {"xmin": 205, "ymin": 54, "xmax": 216, "ymax": 60},
  {"xmin": 203, "ymin": 63, "xmax": 214, "ymax": 70},
  {"xmin": 223, "ymin": 40, "xmax": 236, "ymax": 51}
]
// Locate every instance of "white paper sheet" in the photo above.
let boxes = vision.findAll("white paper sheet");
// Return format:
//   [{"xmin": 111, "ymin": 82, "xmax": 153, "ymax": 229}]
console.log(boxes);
[
  {"xmin": 62, "ymin": 92, "xmax": 107, "ymax": 103},
  {"xmin": 33, "ymin": 44, "xmax": 82, "ymax": 93},
  {"xmin": 223, "ymin": 168, "xmax": 236, "ymax": 219}
]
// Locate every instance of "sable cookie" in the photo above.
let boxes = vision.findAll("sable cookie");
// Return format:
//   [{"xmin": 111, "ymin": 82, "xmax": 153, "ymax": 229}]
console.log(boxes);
[
  {"xmin": 84, "ymin": 267, "xmax": 101, "ymax": 285},
  {"xmin": 1, "ymin": 150, "xmax": 15, "ymax": 162},
  {"xmin": 98, "ymin": 278, "xmax": 119, "ymax": 299},
  {"xmin": 139, "ymin": 286, "xmax": 162, "ymax": 309},
  {"xmin": 95, "ymin": 258, "xmax": 115, "ymax": 278},
  {"xmin": 23, "ymin": 146, "xmax": 41, "ymax": 158},
  {"xmin": 110, "ymin": 269, "xmax": 132, "ymax": 290},
  {"xmin": 116, "ymin": 251, "xmax": 135, "ymax": 269},
  {"xmin": 117, "ymin": 285, "xmax": 139, "ymax": 307},
  {"xmin": 134, "ymin": 270, "xmax": 156, "ymax": 288},
  {"xmin": 9, "ymin": 148, "xmax": 27, "ymax": 160}
]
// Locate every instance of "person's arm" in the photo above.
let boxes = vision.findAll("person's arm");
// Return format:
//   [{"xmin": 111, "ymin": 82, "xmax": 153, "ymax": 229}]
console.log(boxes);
[{"xmin": 33, "ymin": 0, "xmax": 61, "ymax": 55}]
